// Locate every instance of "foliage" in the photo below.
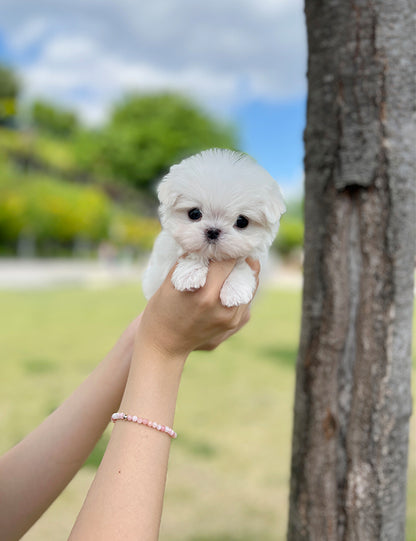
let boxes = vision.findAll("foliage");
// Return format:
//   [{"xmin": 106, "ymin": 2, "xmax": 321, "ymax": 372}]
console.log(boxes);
[
  {"xmin": 0, "ymin": 127, "xmax": 28, "ymax": 154},
  {"xmin": 87, "ymin": 93, "xmax": 238, "ymax": 190},
  {"xmin": 110, "ymin": 211, "xmax": 160, "ymax": 250},
  {"xmin": 0, "ymin": 174, "xmax": 111, "ymax": 244},
  {"xmin": 33, "ymin": 134, "xmax": 79, "ymax": 172},
  {"xmin": 275, "ymin": 217, "xmax": 304, "ymax": 255},
  {"xmin": 30, "ymin": 100, "xmax": 79, "ymax": 138},
  {"xmin": 0, "ymin": 91, "xmax": 239, "ymax": 201},
  {"xmin": 0, "ymin": 64, "xmax": 19, "ymax": 99},
  {"xmin": 0, "ymin": 64, "xmax": 19, "ymax": 124},
  {"xmin": 274, "ymin": 199, "xmax": 304, "ymax": 255},
  {"xmin": 0, "ymin": 167, "xmax": 159, "ymax": 253},
  {"xmin": 0, "ymin": 127, "xmax": 79, "ymax": 173}
]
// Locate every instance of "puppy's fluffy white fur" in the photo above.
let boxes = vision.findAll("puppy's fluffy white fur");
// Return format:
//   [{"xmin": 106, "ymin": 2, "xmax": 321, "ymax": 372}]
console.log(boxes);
[{"xmin": 142, "ymin": 148, "xmax": 286, "ymax": 307}]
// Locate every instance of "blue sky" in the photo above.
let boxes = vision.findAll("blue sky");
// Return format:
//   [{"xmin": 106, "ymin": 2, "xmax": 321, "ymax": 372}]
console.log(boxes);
[
  {"xmin": 234, "ymin": 99, "xmax": 305, "ymax": 197},
  {"xmin": 0, "ymin": 0, "xmax": 307, "ymax": 200}
]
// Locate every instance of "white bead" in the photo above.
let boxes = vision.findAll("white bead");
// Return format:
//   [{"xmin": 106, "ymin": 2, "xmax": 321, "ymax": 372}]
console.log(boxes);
[{"xmin": 132, "ymin": 416, "xmax": 138, "ymax": 422}]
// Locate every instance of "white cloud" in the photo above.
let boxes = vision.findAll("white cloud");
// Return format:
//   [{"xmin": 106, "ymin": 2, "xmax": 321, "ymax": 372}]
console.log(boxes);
[
  {"xmin": 42, "ymin": 36, "xmax": 98, "ymax": 63},
  {"xmin": 8, "ymin": 18, "xmax": 49, "ymax": 51},
  {"xmin": 1, "ymin": 0, "xmax": 306, "ymax": 123}
]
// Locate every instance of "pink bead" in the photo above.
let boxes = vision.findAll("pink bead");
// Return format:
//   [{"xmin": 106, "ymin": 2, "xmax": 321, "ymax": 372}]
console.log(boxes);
[{"xmin": 110, "ymin": 413, "xmax": 177, "ymax": 438}]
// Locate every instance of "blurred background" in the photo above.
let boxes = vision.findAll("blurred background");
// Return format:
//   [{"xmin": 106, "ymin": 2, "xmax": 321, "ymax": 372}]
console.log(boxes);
[
  {"xmin": 0, "ymin": 1, "xmax": 414, "ymax": 540},
  {"xmin": 0, "ymin": 0, "xmax": 305, "ymax": 267}
]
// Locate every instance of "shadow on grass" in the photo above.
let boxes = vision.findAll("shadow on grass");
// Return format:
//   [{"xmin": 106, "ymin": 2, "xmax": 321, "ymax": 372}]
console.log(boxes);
[
  {"xmin": 82, "ymin": 432, "xmax": 218, "ymax": 470},
  {"xmin": 83, "ymin": 433, "xmax": 109, "ymax": 469},
  {"xmin": 23, "ymin": 358, "xmax": 58, "ymax": 374},
  {"xmin": 260, "ymin": 346, "xmax": 298, "ymax": 369},
  {"xmin": 177, "ymin": 434, "xmax": 217, "ymax": 459}
]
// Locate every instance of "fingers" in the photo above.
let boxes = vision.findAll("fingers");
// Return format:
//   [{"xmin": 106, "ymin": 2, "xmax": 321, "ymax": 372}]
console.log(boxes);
[
  {"xmin": 202, "ymin": 259, "xmax": 236, "ymax": 299},
  {"xmin": 164, "ymin": 256, "xmax": 260, "ymax": 309},
  {"xmin": 204, "ymin": 258, "xmax": 260, "ymax": 301},
  {"xmin": 246, "ymin": 257, "xmax": 261, "ymax": 274},
  {"xmin": 195, "ymin": 304, "xmax": 251, "ymax": 351},
  {"xmin": 246, "ymin": 256, "xmax": 261, "ymax": 288}
]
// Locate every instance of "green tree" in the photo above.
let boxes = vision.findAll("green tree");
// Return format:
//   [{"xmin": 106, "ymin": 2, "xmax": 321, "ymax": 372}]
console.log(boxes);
[
  {"xmin": 274, "ymin": 198, "xmax": 304, "ymax": 256},
  {"xmin": 0, "ymin": 64, "xmax": 19, "ymax": 124},
  {"xmin": 31, "ymin": 100, "xmax": 79, "ymax": 138},
  {"xmin": 95, "ymin": 92, "xmax": 237, "ymax": 191},
  {"xmin": 0, "ymin": 64, "xmax": 19, "ymax": 98}
]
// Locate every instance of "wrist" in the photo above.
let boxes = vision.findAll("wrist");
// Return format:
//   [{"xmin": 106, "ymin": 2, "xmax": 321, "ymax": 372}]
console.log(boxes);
[
  {"xmin": 135, "ymin": 324, "xmax": 190, "ymax": 365},
  {"xmin": 120, "ymin": 341, "xmax": 185, "ymax": 429},
  {"xmin": 131, "ymin": 341, "xmax": 187, "ymax": 382}
]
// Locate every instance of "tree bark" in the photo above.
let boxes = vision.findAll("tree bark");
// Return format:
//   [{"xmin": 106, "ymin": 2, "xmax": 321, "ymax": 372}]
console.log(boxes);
[{"xmin": 288, "ymin": 1, "xmax": 415, "ymax": 540}]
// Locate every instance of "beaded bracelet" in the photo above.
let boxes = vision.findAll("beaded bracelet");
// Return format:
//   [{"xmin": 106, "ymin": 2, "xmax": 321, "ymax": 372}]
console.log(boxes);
[{"xmin": 111, "ymin": 412, "xmax": 177, "ymax": 439}]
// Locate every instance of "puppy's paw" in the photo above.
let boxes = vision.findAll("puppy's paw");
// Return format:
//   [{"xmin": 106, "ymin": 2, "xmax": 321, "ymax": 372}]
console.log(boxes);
[
  {"xmin": 172, "ymin": 257, "xmax": 208, "ymax": 291},
  {"xmin": 220, "ymin": 263, "xmax": 257, "ymax": 307},
  {"xmin": 220, "ymin": 281, "xmax": 254, "ymax": 307}
]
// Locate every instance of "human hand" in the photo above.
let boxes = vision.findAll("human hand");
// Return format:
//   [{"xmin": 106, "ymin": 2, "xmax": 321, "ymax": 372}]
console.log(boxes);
[
  {"xmin": 137, "ymin": 258, "xmax": 260, "ymax": 359},
  {"xmin": 195, "ymin": 258, "xmax": 259, "ymax": 350}
]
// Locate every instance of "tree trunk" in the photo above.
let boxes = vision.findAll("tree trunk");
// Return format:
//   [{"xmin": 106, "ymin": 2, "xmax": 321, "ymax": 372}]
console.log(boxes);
[{"xmin": 288, "ymin": 1, "xmax": 415, "ymax": 540}]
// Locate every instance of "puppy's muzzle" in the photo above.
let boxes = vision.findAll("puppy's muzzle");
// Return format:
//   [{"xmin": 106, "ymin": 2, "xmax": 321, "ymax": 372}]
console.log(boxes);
[{"xmin": 205, "ymin": 228, "xmax": 221, "ymax": 243}]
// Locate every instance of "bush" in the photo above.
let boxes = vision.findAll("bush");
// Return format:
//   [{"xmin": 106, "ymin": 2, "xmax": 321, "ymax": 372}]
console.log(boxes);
[
  {"xmin": 274, "ymin": 216, "xmax": 304, "ymax": 256},
  {"xmin": 30, "ymin": 100, "xmax": 79, "ymax": 138},
  {"xmin": 0, "ymin": 174, "xmax": 110, "ymax": 245},
  {"xmin": 110, "ymin": 212, "xmax": 160, "ymax": 251},
  {"xmin": 0, "ymin": 127, "xmax": 79, "ymax": 174},
  {"xmin": 0, "ymin": 168, "xmax": 160, "ymax": 254}
]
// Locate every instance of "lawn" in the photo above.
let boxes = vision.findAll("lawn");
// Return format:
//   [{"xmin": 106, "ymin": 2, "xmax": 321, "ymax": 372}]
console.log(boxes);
[{"xmin": 0, "ymin": 284, "xmax": 414, "ymax": 540}]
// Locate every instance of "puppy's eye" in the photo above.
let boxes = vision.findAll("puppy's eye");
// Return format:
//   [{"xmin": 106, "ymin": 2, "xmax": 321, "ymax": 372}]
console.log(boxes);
[
  {"xmin": 188, "ymin": 208, "xmax": 202, "ymax": 221},
  {"xmin": 235, "ymin": 215, "xmax": 249, "ymax": 229}
]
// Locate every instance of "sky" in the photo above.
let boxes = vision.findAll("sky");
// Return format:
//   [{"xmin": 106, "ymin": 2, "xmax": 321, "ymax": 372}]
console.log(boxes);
[{"xmin": 0, "ymin": 0, "xmax": 307, "ymax": 200}]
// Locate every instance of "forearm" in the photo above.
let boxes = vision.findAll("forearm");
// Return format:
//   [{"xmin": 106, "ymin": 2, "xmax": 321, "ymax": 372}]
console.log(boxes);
[
  {"xmin": 68, "ymin": 260, "xmax": 254, "ymax": 540},
  {"xmin": 0, "ymin": 318, "xmax": 137, "ymax": 541},
  {"xmin": 68, "ymin": 339, "xmax": 186, "ymax": 541}
]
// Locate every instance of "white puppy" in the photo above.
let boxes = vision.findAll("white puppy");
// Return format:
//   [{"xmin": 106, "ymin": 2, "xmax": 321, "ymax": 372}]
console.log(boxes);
[{"xmin": 142, "ymin": 148, "xmax": 286, "ymax": 307}]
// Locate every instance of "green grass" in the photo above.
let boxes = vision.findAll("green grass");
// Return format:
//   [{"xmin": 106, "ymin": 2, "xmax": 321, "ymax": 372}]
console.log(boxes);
[{"xmin": 0, "ymin": 284, "xmax": 414, "ymax": 541}]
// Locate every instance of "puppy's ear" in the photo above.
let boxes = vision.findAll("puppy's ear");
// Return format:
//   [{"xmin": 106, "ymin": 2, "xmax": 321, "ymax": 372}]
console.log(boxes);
[
  {"xmin": 157, "ymin": 165, "xmax": 181, "ymax": 206},
  {"xmin": 263, "ymin": 184, "xmax": 286, "ymax": 227}
]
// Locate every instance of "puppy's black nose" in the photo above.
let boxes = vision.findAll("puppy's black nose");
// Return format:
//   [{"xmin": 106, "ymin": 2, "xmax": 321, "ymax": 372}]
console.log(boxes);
[{"xmin": 206, "ymin": 228, "xmax": 221, "ymax": 241}]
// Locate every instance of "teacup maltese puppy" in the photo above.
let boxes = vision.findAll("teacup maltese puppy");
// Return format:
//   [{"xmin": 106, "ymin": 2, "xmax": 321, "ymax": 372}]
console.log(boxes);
[{"xmin": 142, "ymin": 148, "xmax": 286, "ymax": 307}]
